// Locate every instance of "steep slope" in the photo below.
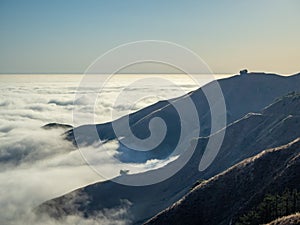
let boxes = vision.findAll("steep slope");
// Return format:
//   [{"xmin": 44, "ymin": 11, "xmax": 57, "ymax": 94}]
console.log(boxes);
[
  {"xmin": 145, "ymin": 138, "xmax": 300, "ymax": 225},
  {"xmin": 200, "ymin": 92, "xmax": 300, "ymax": 179},
  {"xmin": 67, "ymin": 73, "xmax": 300, "ymax": 162},
  {"xmin": 38, "ymin": 93, "xmax": 300, "ymax": 224}
]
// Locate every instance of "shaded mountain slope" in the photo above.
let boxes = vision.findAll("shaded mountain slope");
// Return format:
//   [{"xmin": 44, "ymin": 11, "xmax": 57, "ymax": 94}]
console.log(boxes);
[
  {"xmin": 200, "ymin": 92, "xmax": 300, "ymax": 179},
  {"xmin": 145, "ymin": 138, "xmax": 300, "ymax": 225},
  {"xmin": 38, "ymin": 92, "xmax": 300, "ymax": 224},
  {"xmin": 66, "ymin": 73, "xmax": 300, "ymax": 162}
]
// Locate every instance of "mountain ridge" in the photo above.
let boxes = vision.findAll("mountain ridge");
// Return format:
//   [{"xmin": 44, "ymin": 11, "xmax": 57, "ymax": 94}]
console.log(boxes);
[
  {"xmin": 145, "ymin": 137, "xmax": 300, "ymax": 225},
  {"xmin": 37, "ymin": 73, "xmax": 300, "ymax": 224},
  {"xmin": 66, "ymin": 73, "xmax": 300, "ymax": 163}
]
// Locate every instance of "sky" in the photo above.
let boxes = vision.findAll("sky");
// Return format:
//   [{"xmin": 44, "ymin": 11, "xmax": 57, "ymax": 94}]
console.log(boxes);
[{"xmin": 0, "ymin": 0, "xmax": 299, "ymax": 74}]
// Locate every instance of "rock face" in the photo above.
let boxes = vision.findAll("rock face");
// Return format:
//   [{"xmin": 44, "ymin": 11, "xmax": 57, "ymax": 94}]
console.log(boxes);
[
  {"xmin": 38, "ymin": 74, "xmax": 300, "ymax": 224},
  {"xmin": 145, "ymin": 138, "xmax": 300, "ymax": 225}
]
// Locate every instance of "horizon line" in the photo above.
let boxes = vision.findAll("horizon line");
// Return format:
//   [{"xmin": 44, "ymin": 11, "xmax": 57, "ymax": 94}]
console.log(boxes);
[
  {"xmin": 0, "ymin": 71, "xmax": 298, "ymax": 75},
  {"xmin": 0, "ymin": 72, "xmax": 234, "ymax": 75}
]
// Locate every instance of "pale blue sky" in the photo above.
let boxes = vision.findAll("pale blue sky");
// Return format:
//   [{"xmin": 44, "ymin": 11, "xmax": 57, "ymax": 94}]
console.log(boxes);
[{"xmin": 0, "ymin": 0, "xmax": 299, "ymax": 74}]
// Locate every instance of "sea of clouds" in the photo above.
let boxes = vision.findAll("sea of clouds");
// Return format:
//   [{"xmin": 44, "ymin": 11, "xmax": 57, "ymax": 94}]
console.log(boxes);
[{"xmin": 0, "ymin": 74, "xmax": 198, "ymax": 225}]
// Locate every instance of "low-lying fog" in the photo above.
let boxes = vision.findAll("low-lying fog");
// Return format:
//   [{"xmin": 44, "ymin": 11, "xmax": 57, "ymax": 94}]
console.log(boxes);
[{"xmin": 0, "ymin": 74, "xmax": 201, "ymax": 224}]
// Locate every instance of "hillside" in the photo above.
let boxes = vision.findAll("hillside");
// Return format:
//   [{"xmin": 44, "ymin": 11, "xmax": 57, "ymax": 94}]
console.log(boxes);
[
  {"xmin": 37, "ymin": 75, "xmax": 300, "ymax": 224},
  {"xmin": 199, "ymin": 92, "xmax": 300, "ymax": 179},
  {"xmin": 145, "ymin": 138, "xmax": 300, "ymax": 225},
  {"xmin": 66, "ymin": 73, "xmax": 300, "ymax": 162}
]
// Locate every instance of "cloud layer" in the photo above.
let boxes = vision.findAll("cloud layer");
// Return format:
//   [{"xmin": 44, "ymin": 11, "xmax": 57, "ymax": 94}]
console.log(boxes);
[{"xmin": 0, "ymin": 74, "xmax": 197, "ymax": 224}]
